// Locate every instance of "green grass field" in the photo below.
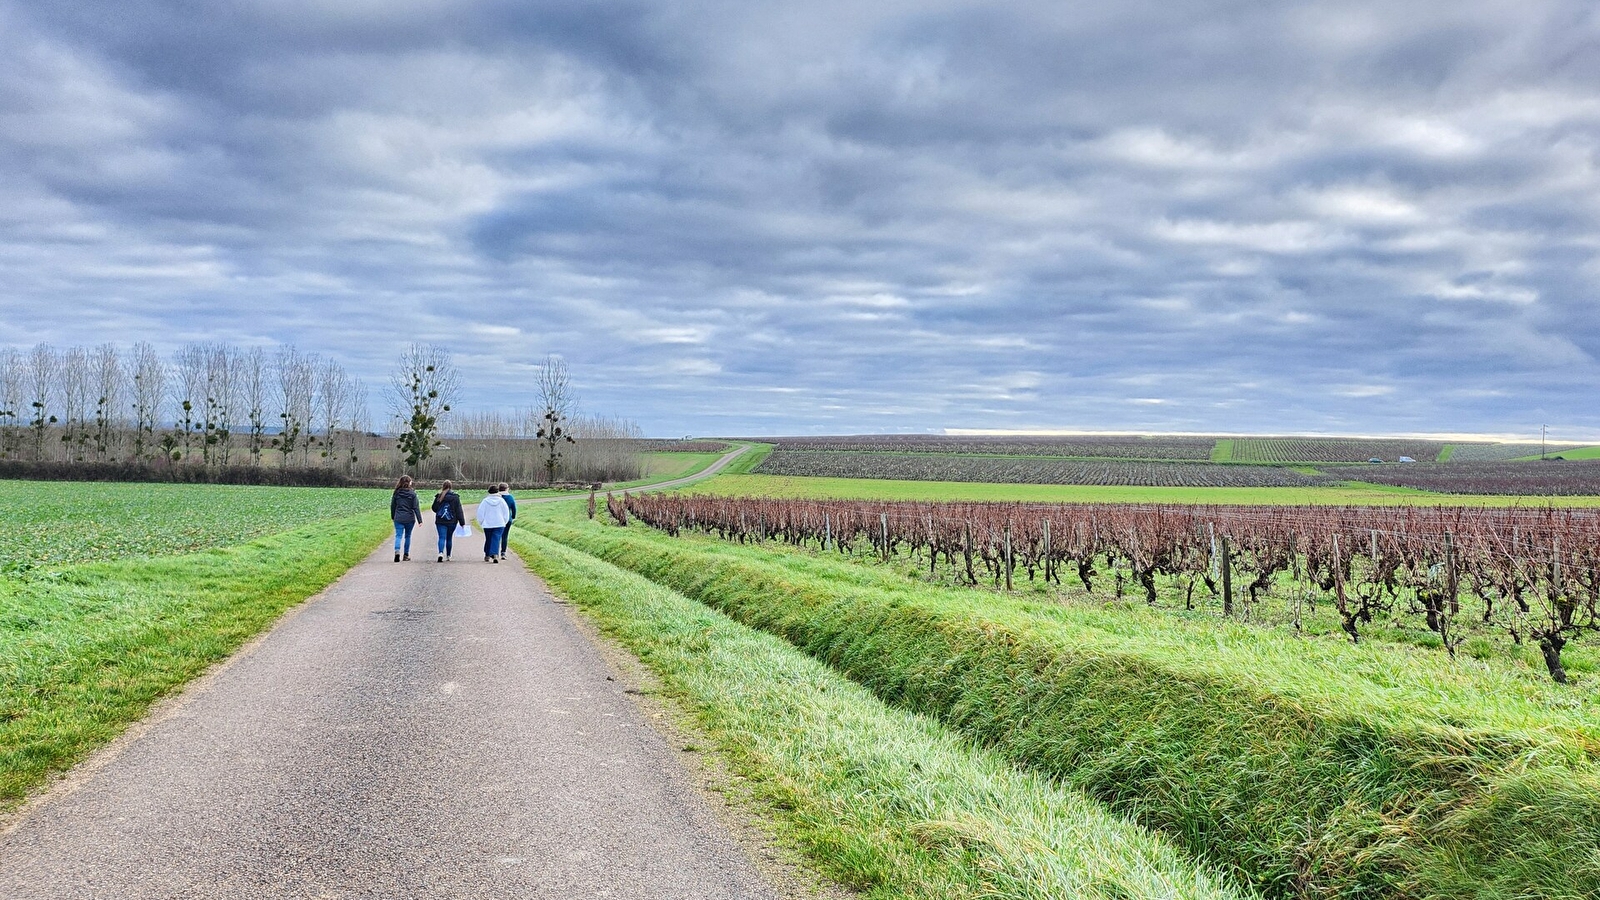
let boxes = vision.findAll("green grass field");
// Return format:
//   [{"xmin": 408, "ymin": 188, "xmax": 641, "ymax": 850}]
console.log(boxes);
[
  {"xmin": 1513, "ymin": 445, "xmax": 1600, "ymax": 461},
  {"xmin": 637, "ymin": 450, "xmax": 725, "ymax": 480},
  {"xmin": 0, "ymin": 482, "xmax": 390, "ymax": 811},
  {"xmin": 682, "ymin": 473, "xmax": 1600, "ymax": 506},
  {"xmin": 0, "ymin": 480, "xmax": 388, "ymax": 572},
  {"xmin": 528, "ymin": 502, "xmax": 1600, "ymax": 899}
]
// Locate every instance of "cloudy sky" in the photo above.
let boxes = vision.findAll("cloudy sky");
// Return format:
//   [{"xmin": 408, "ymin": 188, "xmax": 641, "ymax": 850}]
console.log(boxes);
[{"xmin": 2, "ymin": 1, "xmax": 1598, "ymax": 438}]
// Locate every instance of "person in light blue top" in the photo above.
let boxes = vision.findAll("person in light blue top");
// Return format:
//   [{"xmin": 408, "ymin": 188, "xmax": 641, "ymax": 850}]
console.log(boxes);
[{"xmin": 497, "ymin": 482, "xmax": 517, "ymax": 562}]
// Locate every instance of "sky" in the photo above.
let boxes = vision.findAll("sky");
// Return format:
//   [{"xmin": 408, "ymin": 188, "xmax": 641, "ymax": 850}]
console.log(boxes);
[{"xmin": 2, "ymin": 1, "xmax": 1598, "ymax": 439}]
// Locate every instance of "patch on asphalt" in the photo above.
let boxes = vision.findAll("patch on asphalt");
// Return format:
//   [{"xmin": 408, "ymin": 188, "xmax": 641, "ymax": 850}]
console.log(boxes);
[{"xmin": 369, "ymin": 608, "xmax": 434, "ymax": 621}]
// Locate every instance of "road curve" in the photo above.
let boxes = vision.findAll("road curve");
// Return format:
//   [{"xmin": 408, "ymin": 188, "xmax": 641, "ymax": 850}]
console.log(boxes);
[
  {"xmin": 529, "ymin": 442, "xmax": 754, "ymax": 505},
  {"xmin": 0, "ymin": 523, "xmax": 777, "ymax": 899}
]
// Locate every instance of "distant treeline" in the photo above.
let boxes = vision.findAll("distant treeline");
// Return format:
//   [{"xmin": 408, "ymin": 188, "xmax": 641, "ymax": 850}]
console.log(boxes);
[{"xmin": 0, "ymin": 342, "xmax": 646, "ymax": 487}]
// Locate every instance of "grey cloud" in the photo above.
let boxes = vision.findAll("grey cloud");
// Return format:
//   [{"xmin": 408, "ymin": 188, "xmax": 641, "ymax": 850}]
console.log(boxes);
[{"xmin": 1, "ymin": 0, "xmax": 1597, "ymax": 437}]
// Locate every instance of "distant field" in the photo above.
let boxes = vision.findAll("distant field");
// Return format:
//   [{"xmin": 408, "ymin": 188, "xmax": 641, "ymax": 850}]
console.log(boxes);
[
  {"xmin": 682, "ymin": 473, "xmax": 1600, "ymax": 506},
  {"xmin": 638, "ymin": 451, "xmax": 724, "ymax": 480},
  {"xmin": 622, "ymin": 439, "xmax": 731, "ymax": 453},
  {"xmin": 1334, "ymin": 459, "xmax": 1600, "ymax": 495},
  {"xmin": 755, "ymin": 451, "xmax": 1335, "ymax": 486},
  {"xmin": 738, "ymin": 434, "xmax": 1558, "ymax": 465},
  {"xmin": 749, "ymin": 434, "xmax": 1219, "ymax": 459},
  {"xmin": 1511, "ymin": 444, "xmax": 1600, "ymax": 461},
  {"xmin": 0, "ymin": 481, "xmax": 388, "ymax": 572},
  {"xmin": 1226, "ymin": 437, "xmax": 1447, "ymax": 463}
]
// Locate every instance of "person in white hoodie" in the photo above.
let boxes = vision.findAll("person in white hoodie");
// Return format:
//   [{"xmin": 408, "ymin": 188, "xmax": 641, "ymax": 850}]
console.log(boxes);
[{"xmin": 475, "ymin": 484, "xmax": 512, "ymax": 564}]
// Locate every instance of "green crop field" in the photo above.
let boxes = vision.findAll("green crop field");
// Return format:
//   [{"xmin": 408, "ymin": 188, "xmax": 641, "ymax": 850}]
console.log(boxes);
[
  {"xmin": 0, "ymin": 480, "xmax": 388, "ymax": 573},
  {"xmin": 682, "ymin": 473, "xmax": 1600, "ymax": 506},
  {"xmin": 0, "ymin": 481, "xmax": 388, "ymax": 811},
  {"xmin": 527, "ymin": 500, "xmax": 1600, "ymax": 900}
]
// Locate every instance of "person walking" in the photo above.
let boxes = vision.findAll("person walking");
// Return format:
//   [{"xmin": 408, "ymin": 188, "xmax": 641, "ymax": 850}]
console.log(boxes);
[
  {"xmin": 431, "ymin": 480, "xmax": 465, "ymax": 562},
  {"xmin": 497, "ymin": 482, "xmax": 517, "ymax": 562},
  {"xmin": 390, "ymin": 475, "xmax": 421, "ymax": 562},
  {"xmin": 475, "ymin": 484, "xmax": 512, "ymax": 564}
]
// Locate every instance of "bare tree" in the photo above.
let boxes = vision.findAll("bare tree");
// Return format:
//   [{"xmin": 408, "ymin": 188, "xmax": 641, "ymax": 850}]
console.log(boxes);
[
  {"xmin": 388, "ymin": 343, "xmax": 459, "ymax": 471},
  {"xmin": 91, "ymin": 344, "xmax": 125, "ymax": 461},
  {"xmin": 239, "ymin": 346, "xmax": 268, "ymax": 465},
  {"xmin": 173, "ymin": 344, "xmax": 208, "ymax": 462},
  {"xmin": 27, "ymin": 343, "xmax": 57, "ymax": 461},
  {"xmin": 0, "ymin": 347, "xmax": 24, "ymax": 459},
  {"xmin": 534, "ymin": 354, "xmax": 577, "ymax": 485},
  {"xmin": 129, "ymin": 342, "xmax": 167, "ymax": 462},
  {"xmin": 346, "ymin": 377, "xmax": 370, "ymax": 474},
  {"xmin": 275, "ymin": 345, "xmax": 317, "ymax": 468},
  {"xmin": 205, "ymin": 344, "xmax": 238, "ymax": 466},
  {"xmin": 59, "ymin": 346, "xmax": 92, "ymax": 462},
  {"xmin": 317, "ymin": 358, "xmax": 351, "ymax": 467}
]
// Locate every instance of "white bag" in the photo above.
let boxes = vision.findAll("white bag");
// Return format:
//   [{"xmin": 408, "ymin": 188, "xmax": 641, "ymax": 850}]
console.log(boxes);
[{"xmin": 454, "ymin": 523, "xmax": 473, "ymax": 538}]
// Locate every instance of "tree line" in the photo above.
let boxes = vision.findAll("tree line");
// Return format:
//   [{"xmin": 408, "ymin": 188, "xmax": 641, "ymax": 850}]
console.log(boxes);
[{"xmin": 0, "ymin": 342, "xmax": 640, "ymax": 485}]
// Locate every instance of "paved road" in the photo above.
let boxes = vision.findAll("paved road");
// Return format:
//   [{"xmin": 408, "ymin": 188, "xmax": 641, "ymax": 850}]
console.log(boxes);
[
  {"xmin": 576, "ymin": 442, "xmax": 752, "ymax": 501},
  {"xmin": 0, "ymin": 514, "xmax": 777, "ymax": 899}
]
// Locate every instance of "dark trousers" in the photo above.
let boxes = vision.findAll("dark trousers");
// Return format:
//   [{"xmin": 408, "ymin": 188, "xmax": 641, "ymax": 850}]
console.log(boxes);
[
  {"xmin": 483, "ymin": 527, "xmax": 505, "ymax": 559},
  {"xmin": 436, "ymin": 523, "xmax": 454, "ymax": 556},
  {"xmin": 498, "ymin": 522, "xmax": 513, "ymax": 556}
]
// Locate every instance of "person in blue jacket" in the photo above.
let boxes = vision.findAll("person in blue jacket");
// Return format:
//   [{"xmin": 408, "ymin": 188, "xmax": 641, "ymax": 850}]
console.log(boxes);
[
  {"xmin": 430, "ymin": 480, "xmax": 465, "ymax": 562},
  {"xmin": 497, "ymin": 482, "xmax": 517, "ymax": 562},
  {"xmin": 390, "ymin": 475, "xmax": 421, "ymax": 562}
]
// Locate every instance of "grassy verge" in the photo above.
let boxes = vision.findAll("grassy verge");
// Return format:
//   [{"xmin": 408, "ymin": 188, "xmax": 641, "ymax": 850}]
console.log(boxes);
[
  {"xmin": 718, "ymin": 442, "xmax": 772, "ymax": 475},
  {"xmin": 509, "ymin": 525, "xmax": 1252, "ymax": 900},
  {"xmin": 0, "ymin": 512, "xmax": 389, "ymax": 810},
  {"xmin": 1211, "ymin": 439, "xmax": 1234, "ymax": 461},
  {"xmin": 683, "ymin": 473, "xmax": 1600, "ymax": 506},
  {"xmin": 527, "ymin": 506, "xmax": 1600, "ymax": 900}
]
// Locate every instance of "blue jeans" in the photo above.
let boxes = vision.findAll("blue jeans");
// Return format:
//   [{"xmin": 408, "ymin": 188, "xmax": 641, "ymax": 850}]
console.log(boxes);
[
  {"xmin": 436, "ymin": 523, "xmax": 454, "ymax": 556},
  {"xmin": 483, "ymin": 526, "xmax": 504, "ymax": 559},
  {"xmin": 393, "ymin": 521, "xmax": 414, "ymax": 553}
]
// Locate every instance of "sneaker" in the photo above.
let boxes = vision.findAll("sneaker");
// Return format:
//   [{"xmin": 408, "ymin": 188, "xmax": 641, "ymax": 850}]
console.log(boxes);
[
  {"xmin": 437, "ymin": 555, "xmax": 444, "ymax": 562},
  {"xmin": 493, "ymin": 557, "xmax": 500, "ymax": 564},
  {"xmin": 403, "ymin": 554, "xmax": 410, "ymax": 561},
  {"xmin": 394, "ymin": 553, "xmax": 401, "ymax": 563}
]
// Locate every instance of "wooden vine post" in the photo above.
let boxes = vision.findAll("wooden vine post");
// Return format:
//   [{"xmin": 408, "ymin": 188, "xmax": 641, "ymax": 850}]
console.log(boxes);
[
  {"xmin": 1003, "ymin": 523, "xmax": 1013, "ymax": 591},
  {"xmin": 1220, "ymin": 536, "xmax": 1233, "ymax": 617}
]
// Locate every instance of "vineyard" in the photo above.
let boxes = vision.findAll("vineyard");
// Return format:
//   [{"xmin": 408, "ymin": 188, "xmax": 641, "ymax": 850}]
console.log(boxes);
[
  {"xmin": 619, "ymin": 493, "xmax": 1599, "ymax": 683},
  {"xmin": 756, "ymin": 434, "xmax": 1219, "ymax": 459},
  {"xmin": 1225, "ymin": 437, "xmax": 1447, "ymax": 463},
  {"xmin": 623, "ymin": 439, "xmax": 731, "ymax": 453},
  {"xmin": 1338, "ymin": 459, "xmax": 1600, "ymax": 495},
  {"xmin": 755, "ymin": 451, "xmax": 1338, "ymax": 486}
]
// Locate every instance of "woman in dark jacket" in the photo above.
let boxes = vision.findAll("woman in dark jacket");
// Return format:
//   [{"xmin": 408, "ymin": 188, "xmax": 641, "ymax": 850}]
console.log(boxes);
[
  {"xmin": 390, "ymin": 475, "xmax": 421, "ymax": 562},
  {"xmin": 431, "ymin": 480, "xmax": 465, "ymax": 562}
]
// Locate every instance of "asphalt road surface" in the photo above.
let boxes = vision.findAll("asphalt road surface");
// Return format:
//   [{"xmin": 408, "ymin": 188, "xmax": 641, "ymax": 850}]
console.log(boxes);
[{"xmin": 0, "ymin": 516, "xmax": 778, "ymax": 899}]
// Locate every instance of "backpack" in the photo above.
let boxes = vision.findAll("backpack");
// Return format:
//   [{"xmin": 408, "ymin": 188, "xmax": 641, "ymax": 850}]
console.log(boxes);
[{"xmin": 435, "ymin": 494, "xmax": 456, "ymax": 524}]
